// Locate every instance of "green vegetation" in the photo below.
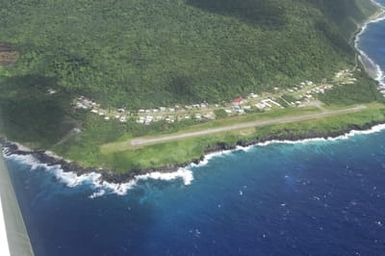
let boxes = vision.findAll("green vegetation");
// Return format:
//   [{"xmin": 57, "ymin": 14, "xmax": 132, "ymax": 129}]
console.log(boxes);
[
  {"xmin": 0, "ymin": 75, "xmax": 75, "ymax": 147},
  {"xmin": 1, "ymin": 0, "xmax": 385, "ymax": 174},
  {"xmin": 214, "ymin": 109, "xmax": 228, "ymax": 119},
  {"xmin": 0, "ymin": 0, "xmax": 377, "ymax": 108},
  {"xmin": 319, "ymin": 72, "xmax": 384, "ymax": 105},
  {"xmin": 62, "ymin": 104, "xmax": 385, "ymax": 172},
  {"xmin": 281, "ymin": 94, "xmax": 298, "ymax": 103}
]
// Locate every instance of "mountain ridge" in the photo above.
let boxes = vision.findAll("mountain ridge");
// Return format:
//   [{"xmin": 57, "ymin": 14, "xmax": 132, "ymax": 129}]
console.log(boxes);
[{"xmin": 0, "ymin": 0, "xmax": 378, "ymax": 108}]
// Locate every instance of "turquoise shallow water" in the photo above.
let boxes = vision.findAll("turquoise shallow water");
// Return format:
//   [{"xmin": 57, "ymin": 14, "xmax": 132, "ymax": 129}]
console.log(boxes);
[
  {"xmin": 5, "ymin": 2, "xmax": 385, "ymax": 255},
  {"xmin": 5, "ymin": 129, "xmax": 385, "ymax": 255}
]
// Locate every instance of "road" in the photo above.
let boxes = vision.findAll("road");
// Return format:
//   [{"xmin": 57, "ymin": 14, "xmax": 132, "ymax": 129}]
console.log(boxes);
[{"xmin": 102, "ymin": 105, "xmax": 366, "ymax": 151}]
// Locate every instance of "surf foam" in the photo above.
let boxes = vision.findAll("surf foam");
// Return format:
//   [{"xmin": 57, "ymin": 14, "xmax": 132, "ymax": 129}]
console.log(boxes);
[
  {"xmin": 355, "ymin": 1, "xmax": 385, "ymax": 87},
  {"xmin": 2, "ymin": 150, "xmax": 194, "ymax": 198},
  {"xmin": 188, "ymin": 123, "xmax": 385, "ymax": 168},
  {"xmin": 3, "ymin": 126, "xmax": 385, "ymax": 198}
]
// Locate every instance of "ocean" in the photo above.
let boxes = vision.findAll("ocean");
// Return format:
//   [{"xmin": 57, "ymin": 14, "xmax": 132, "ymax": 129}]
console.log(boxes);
[
  {"xmin": 4, "ymin": 2, "xmax": 385, "ymax": 256},
  {"xmin": 4, "ymin": 128, "xmax": 385, "ymax": 256}
]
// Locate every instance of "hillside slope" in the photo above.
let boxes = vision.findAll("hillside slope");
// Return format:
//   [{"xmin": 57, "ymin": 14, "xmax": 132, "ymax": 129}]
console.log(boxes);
[{"xmin": 0, "ymin": 0, "xmax": 377, "ymax": 108}]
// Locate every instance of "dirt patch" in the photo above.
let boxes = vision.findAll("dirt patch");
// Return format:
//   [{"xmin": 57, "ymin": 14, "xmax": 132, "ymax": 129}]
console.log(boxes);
[{"xmin": 0, "ymin": 43, "xmax": 19, "ymax": 66}]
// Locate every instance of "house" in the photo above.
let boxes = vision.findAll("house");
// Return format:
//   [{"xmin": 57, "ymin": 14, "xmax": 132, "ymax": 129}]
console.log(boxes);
[
  {"xmin": 165, "ymin": 117, "xmax": 175, "ymax": 123},
  {"xmin": 255, "ymin": 103, "xmax": 266, "ymax": 110},
  {"xmin": 136, "ymin": 117, "xmax": 144, "ymax": 124},
  {"xmin": 264, "ymin": 99, "xmax": 282, "ymax": 108},
  {"xmin": 260, "ymin": 100, "xmax": 272, "ymax": 108},
  {"xmin": 232, "ymin": 96, "xmax": 243, "ymax": 105},
  {"xmin": 47, "ymin": 89, "xmax": 57, "ymax": 95}
]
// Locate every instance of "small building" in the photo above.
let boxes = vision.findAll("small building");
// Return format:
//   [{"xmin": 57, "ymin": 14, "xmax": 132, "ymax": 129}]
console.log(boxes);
[
  {"xmin": 47, "ymin": 89, "xmax": 57, "ymax": 95},
  {"xmin": 232, "ymin": 97, "xmax": 243, "ymax": 105},
  {"xmin": 255, "ymin": 103, "xmax": 266, "ymax": 110}
]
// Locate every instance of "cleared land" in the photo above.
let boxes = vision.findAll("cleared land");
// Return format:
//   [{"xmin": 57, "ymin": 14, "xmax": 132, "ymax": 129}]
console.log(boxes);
[
  {"xmin": 0, "ymin": 1, "xmax": 382, "ymax": 174},
  {"xmin": 0, "ymin": 44, "xmax": 18, "ymax": 66},
  {"xmin": 102, "ymin": 105, "xmax": 366, "ymax": 152}
]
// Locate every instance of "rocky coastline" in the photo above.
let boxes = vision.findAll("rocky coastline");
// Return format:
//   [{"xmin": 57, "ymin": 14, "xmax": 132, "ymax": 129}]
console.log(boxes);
[
  {"xmin": 1, "ymin": 0, "xmax": 384, "ymax": 185},
  {"xmin": 1, "ymin": 120, "xmax": 384, "ymax": 184},
  {"xmin": 0, "ymin": 138, "xmax": 195, "ymax": 184}
]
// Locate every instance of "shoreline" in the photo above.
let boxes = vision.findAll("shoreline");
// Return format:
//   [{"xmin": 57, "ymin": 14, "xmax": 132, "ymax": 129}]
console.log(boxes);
[
  {"xmin": 2, "ymin": 120, "xmax": 385, "ymax": 196},
  {"xmin": 2, "ymin": 0, "xmax": 385, "ymax": 195},
  {"xmin": 354, "ymin": 0, "xmax": 385, "ymax": 82}
]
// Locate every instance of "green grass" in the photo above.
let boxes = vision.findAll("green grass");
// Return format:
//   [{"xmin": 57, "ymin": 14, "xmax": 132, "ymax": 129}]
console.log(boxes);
[
  {"xmin": 320, "ymin": 72, "xmax": 384, "ymax": 105},
  {"xmin": 0, "ymin": 0, "xmax": 383, "ymax": 174},
  {"xmin": 50, "ymin": 103, "xmax": 385, "ymax": 172},
  {"xmin": 0, "ymin": 75, "xmax": 75, "ymax": 147},
  {"xmin": 99, "ymin": 103, "xmax": 385, "ymax": 172}
]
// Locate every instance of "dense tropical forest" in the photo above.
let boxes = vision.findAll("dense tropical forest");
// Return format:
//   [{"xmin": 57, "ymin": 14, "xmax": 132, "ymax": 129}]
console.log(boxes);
[
  {"xmin": 1, "ymin": 0, "xmax": 385, "ymax": 173},
  {"xmin": 0, "ymin": 0, "xmax": 377, "ymax": 108}
]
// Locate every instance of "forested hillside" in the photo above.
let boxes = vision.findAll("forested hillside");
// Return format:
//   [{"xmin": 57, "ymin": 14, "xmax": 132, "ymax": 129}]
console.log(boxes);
[{"xmin": 0, "ymin": 0, "xmax": 377, "ymax": 108}]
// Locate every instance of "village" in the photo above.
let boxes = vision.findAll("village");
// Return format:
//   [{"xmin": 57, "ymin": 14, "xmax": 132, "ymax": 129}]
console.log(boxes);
[{"xmin": 72, "ymin": 69, "xmax": 358, "ymax": 125}]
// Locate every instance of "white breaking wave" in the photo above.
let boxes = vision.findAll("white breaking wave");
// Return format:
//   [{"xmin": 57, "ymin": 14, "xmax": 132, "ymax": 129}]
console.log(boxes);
[
  {"xmin": 188, "ymin": 123, "xmax": 385, "ymax": 168},
  {"xmin": 2, "ymin": 151, "xmax": 193, "ymax": 198},
  {"xmin": 355, "ymin": 1, "xmax": 385, "ymax": 87},
  {"xmin": 2, "ymin": 124, "xmax": 385, "ymax": 197},
  {"xmin": 5, "ymin": 11, "xmax": 385, "ymax": 197},
  {"xmin": 89, "ymin": 190, "xmax": 106, "ymax": 199}
]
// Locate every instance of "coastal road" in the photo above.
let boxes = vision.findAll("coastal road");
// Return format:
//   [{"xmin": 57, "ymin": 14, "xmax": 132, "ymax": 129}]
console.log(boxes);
[{"xmin": 103, "ymin": 105, "xmax": 366, "ymax": 151}]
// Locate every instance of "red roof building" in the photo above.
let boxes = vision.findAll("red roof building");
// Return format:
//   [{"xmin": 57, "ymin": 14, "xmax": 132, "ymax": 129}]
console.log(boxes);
[{"xmin": 232, "ymin": 96, "xmax": 243, "ymax": 105}]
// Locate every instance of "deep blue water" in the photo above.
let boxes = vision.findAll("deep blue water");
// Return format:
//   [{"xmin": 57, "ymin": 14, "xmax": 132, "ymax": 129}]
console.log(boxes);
[
  {"xmin": 358, "ymin": 0, "xmax": 385, "ymax": 80},
  {"xmin": 5, "ymin": 3, "xmax": 385, "ymax": 255},
  {"xmin": 5, "ymin": 131, "xmax": 385, "ymax": 256}
]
